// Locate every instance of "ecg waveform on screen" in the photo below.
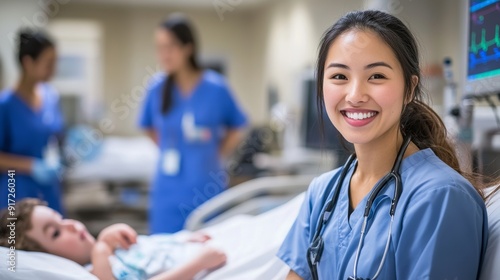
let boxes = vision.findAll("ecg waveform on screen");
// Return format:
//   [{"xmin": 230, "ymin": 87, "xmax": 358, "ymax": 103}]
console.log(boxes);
[
  {"xmin": 468, "ymin": 0, "xmax": 500, "ymax": 78},
  {"xmin": 469, "ymin": 25, "xmax": 500, "ymax": 68}
]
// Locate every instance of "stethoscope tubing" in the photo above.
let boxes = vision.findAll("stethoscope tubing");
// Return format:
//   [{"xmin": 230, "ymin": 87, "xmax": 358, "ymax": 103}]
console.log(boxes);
[{"xmin": 308, "ymin": 136, "xmax": 412, "ymax": 280}]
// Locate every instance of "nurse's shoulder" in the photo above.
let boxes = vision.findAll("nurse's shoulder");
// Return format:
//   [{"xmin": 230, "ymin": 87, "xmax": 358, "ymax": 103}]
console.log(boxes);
[
  {"xmin": 203, "ymin": 69, "xmax": 226, "ymax": 86},
  {"xmin": 0, "ymin": 89, "xmax": 15, "ymax": 104},
  {"xmin": 0, "ymin": 90, "xmax": 15, "ymax": 124},
  {"xmin": 201, "ymin": 70, "xmax": 233, "ymax": 95},
  {"xmin": 305, "ymin": 167, "xmax": 345, "ymax": 204},
  {"xmin": 0, "ymin": 90, "xmax": 17, "ymax": 115},
  {"xmin": 403, "ymin": 148, "xmax": 484, "ymax": 207}
]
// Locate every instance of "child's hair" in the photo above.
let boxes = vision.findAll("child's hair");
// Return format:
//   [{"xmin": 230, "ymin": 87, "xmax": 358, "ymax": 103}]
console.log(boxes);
[
  {"xmin": 0, "ymin": 198, "xmax": 47, "ymax": 252},
  {"xmin": 316, "ymin": 10, "xmax": 489, "ymax": 196}
]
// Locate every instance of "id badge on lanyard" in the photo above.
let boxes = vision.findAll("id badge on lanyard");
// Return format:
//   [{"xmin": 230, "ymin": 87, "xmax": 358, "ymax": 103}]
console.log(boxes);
[
  {"xmin": 162, "ymin": 149, "xmax": 180, "ymax": 176},
  {"xmin": 162, "ymin": 128, "xmax": 180, "ymax": 176}
]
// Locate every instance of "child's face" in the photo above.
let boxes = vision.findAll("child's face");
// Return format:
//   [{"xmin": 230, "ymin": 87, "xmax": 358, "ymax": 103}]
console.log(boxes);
[{"xmin": 26, "ymin": 206, "xmax": 96, "ymax": 265}]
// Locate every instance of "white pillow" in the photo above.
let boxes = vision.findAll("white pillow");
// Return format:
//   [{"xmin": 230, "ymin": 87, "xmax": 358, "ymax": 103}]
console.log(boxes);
[
  {"xmin": 480, "ymin": 186, "xmax": 500, "ymax": 280},
  {"xmin": 0, "ymin": 246, "xmax": 98, "ymax": 280}
]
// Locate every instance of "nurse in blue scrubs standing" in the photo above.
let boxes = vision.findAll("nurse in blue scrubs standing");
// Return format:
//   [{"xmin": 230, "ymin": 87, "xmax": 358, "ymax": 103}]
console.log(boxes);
[
  {"xmin": 139, "ymin": 14, "xmax": 248, "ymax": 233},
  {"xmin": 0, "ymin": 30, "xmax": 64, "ymax": 213}
]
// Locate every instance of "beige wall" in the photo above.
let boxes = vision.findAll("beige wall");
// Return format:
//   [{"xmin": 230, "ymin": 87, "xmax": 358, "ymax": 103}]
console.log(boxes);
[
  {"xmin": 45, "ymin": 0, "xmax": 468, "ymax": 135},
  {"xmin": 249, "ymin": 0, "xmax": 363, "ymax": 118},
  {"xmin": 0, "ymin": 0, "xmax": 47, "ymax": 88},
  {"xmin": 53, "ymin": 4, "xmax": 259, "ymax": 135},
  {"xmin": 246, "ymin": 0, "xmax": 465, "ymax": 118}
]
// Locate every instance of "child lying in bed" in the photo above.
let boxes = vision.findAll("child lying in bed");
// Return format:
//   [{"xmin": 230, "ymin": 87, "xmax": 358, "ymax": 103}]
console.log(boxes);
[{"xmin": 0, "ymin": 198, "xmax": 226, "ymax": 280}]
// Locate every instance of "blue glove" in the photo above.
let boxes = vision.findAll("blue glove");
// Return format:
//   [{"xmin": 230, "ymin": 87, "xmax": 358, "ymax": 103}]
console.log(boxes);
[
  {"xmin": 31, "ymin": 159, "xmax": 61, "ymax": 186},
  {"xmin": 64, "ymin": 125, "xmax": 103, "ymax": 163}
]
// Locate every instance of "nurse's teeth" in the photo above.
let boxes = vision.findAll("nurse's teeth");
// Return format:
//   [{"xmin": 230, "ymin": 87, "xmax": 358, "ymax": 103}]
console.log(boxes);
[{"xmin": 345, "ymin": 112, "xmax": 376, "ymax": 120}]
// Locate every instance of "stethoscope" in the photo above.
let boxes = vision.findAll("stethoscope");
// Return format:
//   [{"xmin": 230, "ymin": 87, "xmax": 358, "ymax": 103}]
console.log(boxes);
[{"xmin": 306, "ymin": 136, "xmax": 412, "ymax": 280}]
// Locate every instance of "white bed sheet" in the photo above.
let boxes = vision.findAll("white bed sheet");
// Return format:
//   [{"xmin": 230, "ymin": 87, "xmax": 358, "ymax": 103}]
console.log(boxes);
[
  {"xmin": 0, "ymin": 193, "xmax": 304, "ymax": 280},
  {"xmin": 65, "ymin": 136, "xmax": 158, "ymax": 182},
  {"xmin": 480, "ymin": 186, "xmax": 500, "ymax": 280},
  {"xmin": 198, "ymin": 193, "xmax": 304, "ymax": 280},
  {"xmin": 0, "ymin": 247, "xmax": 98, "ymax": 280}
]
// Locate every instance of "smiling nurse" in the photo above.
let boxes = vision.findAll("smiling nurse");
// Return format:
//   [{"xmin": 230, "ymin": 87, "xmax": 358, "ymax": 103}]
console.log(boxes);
[{"xmin": 278, "ymin": 10, "xmax": 488, "ymax": 280}]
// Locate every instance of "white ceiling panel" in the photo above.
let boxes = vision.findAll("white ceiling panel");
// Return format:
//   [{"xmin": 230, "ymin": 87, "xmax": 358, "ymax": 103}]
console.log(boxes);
[{"xmin": 69, "ymin": 0, "xmax": 270, "ymax": 9}]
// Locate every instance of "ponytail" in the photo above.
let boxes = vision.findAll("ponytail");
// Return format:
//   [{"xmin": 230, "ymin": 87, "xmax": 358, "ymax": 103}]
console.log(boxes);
[
  {"xmin": 159, "ymin": 14, "xmax": 200, "ymax": 114},
  {"xmin": 401, "ymin": 98, "xmax": 487, "ymax": 196},
  {"xmin": 401, "ymin": 100, "xmax": 460, "ymax": 171},
  {"xmin": 161, "ymin": 74, "xmax": 176, "ymax": 113}
]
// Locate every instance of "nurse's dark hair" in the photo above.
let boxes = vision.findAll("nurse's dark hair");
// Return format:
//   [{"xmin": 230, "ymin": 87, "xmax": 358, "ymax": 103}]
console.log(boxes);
[
  {"xmin": 17, "ymin": 29, "xmax": 55, "ymax": 68},
  {"xmin": 316, "ymin": 10, "xmax": 488, "ymax": 196},
  {"xmin": 160, "ymin": 14, "xmax": 200, "ymax": 114}
]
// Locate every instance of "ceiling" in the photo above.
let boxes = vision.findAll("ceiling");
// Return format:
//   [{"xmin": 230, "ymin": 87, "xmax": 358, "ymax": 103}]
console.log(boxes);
[{"xmin": 70, "ymin": 0, "xmax": 271, "ymax": 9}]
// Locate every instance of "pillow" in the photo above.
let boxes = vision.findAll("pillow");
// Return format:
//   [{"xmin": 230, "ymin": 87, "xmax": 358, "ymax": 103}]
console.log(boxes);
[
  {"xmin": 480, "ymin": 186, "xmax": 500, "ymax": 280},
  {"xmin": 0, "ymin": 246, "xmax": 98, "ymax": 280}
]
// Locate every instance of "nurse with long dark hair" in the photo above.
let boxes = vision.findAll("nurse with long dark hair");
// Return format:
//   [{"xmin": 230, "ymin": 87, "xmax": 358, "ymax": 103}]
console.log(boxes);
[{"xmin": 139, "ymin": 14, "xmax": 248, "ymax": 233}]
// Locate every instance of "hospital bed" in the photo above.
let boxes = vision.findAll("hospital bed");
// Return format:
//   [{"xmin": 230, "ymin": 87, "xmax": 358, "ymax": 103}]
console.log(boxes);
[
  {"xmin": 63, "ymin": 136, "xmax": 158, "ymax": 235},
  {"xmin": 185, "ymin": 174, "xmax": 315, "ymax": 230},
  {"xmin": 63, "ymin": 136, "xmax": 318, "ymax": 235},
  {"xmin": 0, "ymin": 192, "xmax": 306, "ymax": 280},
  {"xmin": 65, "ymin": 136, "xmax": 158, "ymax": 183}
]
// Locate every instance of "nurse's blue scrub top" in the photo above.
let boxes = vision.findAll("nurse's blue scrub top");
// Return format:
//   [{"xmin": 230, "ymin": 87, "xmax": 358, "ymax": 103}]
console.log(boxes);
[
  {"xmin": 278, "ymin": 149, "xmax": 488, "ymax": 280},
  {"xmin": 139, "ymin": 70, "xmax": 247, "ymax": 233},
  {"xmin": 0, "ymin": 84, "xmax": 64, "ymax": 213}
]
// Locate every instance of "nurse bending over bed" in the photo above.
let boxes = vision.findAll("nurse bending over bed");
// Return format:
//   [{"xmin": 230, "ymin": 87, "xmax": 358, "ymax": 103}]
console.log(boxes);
[
  {"xmin": 0, "ymin": 199, "xmax": 226, "ymax": 280},
  {"xmin": 278, "ymin": 10, "xmax": 489, "ymax": 280}
]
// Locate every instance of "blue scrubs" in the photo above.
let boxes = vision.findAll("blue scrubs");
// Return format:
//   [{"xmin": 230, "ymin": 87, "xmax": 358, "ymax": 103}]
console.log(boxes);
[
  {"xmin": 0, "ymin": 84, "xmax": 64, "ymax": 213},
  {"xmin": 139, "ymin": 70, "xmax": 247, "ymax": 233},
  {"xmin": 277, "ymin": 149, "xmax": 488, "ymax": 280}
]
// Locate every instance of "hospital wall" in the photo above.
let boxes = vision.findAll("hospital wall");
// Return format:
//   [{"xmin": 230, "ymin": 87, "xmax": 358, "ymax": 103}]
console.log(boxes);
[
  {"xmin": 51, "ymin": 0, "xmax": 353, "ymax": 134},
  {"xmin": 0, "ymin": 1, "xmax": 42, "ymax": 89},
  {"xmin": 0, "ymin": 0, "xmax": 468, "ymax": 135},
  {"xmin": 252, "ymin": 0, "xmax": 468, "ymax": 116},
  {"xmin": 50, "ymin": 3, "xmax": 260, "ymax": 135}
]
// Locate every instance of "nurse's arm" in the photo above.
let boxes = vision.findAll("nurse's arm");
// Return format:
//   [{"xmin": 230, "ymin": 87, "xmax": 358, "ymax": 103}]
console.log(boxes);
[
  {"xmin": 219, "ymin": 129, "xmax": 244, "ymax": 158},
  {"xmin": 286, "ymin": 270, "xmax": 304, "ymax": 280},
  {"xmin": 0, "ymin": 152, "xmax": 34, "ymax": 173},
  {"xmin": 143, "ymin": 129, "xmax": 159, "ymax": 145}
]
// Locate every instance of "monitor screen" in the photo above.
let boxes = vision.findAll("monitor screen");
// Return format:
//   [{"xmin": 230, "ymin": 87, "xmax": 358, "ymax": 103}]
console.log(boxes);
[
  {"xmin": 300, "ymin": 77, "xmax": 352, "ymax": 165},
  {"xmin": 465, "ymin": 0, "xmax": 500, "ymax": 95}
]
